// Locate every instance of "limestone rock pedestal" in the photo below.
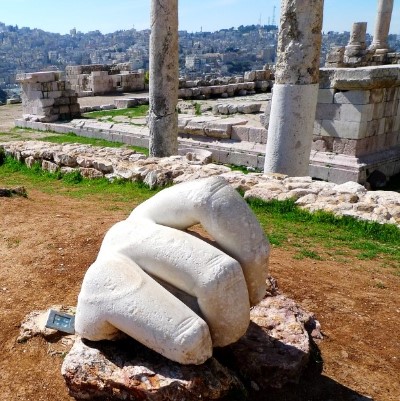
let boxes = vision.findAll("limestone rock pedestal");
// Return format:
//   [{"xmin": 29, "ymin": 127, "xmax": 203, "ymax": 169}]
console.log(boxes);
[
  {"xmin": 217, "ymin": 295, "xmax": 322, "ymax": 390},
  {"xmin": 61, "ymin": 294, "xmax": 322, "ymax": 400},
  {"xmin": 62, "ymin": 338, "xmax": 244, "ymax": 401}
]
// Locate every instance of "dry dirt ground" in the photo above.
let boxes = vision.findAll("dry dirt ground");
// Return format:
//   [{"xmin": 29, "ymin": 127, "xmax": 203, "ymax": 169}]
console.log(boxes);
[{"xmin": 0, "ymin": 102, "xmax": 399, "ymax": 401}]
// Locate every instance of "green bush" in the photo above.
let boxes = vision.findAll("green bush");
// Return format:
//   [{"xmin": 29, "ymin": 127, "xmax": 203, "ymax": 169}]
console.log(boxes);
[{"xmin": 62, "ymin": 170, "xmax": 83, "ymax": 184}]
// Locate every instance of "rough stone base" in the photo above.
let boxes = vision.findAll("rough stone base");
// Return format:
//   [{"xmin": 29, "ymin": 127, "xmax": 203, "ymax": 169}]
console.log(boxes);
[
  {"xmin": 218, "ymin": 295, "xmax": 322, "ymax": 390},
  {"xmin": 309, "ymin": 147, "xmax": 400, "ymax": 184},
  {"xmin": 60, "ymin": 294, "xmax": 322, "ymax": 400},
  {"xmin": 62, "ymin": 338, "xmax": 245, "ymax": 401}
]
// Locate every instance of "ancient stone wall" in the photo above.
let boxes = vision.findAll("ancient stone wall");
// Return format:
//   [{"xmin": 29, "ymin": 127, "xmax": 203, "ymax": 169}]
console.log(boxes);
[
  {"xmin": 65, "ymin": 64, "xmax": 271, "ymax": 100},
  {"xmin": 325, "ymin": 46, "xmax": 400, "ymax": 69},
  {"xmin": 178, "ymin": 70, "xmax": 273, "ymax": 100},
  {"xmin": 311, "ymin": 65, "xmax": 400, "ymax": 183},
  {"xmin": 66, "ymin": 64, "xmax": 145, "ymax": 96},
  {"xmin": 16, "ymin": 72, "xmax": 80, "ymax": 123}
]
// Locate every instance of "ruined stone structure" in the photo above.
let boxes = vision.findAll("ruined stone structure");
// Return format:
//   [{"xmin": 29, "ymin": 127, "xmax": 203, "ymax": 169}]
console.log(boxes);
[
  {"xmin": 264, "ymin": 0, "xmax": 324, "ymax": 176},
  {"xmin": 311, "ymin": 65, "xmax": 400, "ymax": 183},
  {"xmin": 148, "ymin": 0, "xmax": 179, "ymax": 157},
  {"xmin": 178, "ymin": 70, "xmax": 272, "ymax": 100},
  {"xmin": 65, "ymin": 66, "xmax": 272, "ymax": 101},
  {"xmin": 326, "ymin": 1, "xmax": 397, "ymax": 69},
  {"xmin": 343, "ymin": 22, "xmax": 368, "ymax": 67},
  {"xmin": 325, "ymin": 46, "xmax": 346, "ymax": 68},
  {"xmin": 13, "ymin": 0, "xmax": 400, "ymax": 186},
  {"xmin": 66, "ymin": 64, "xmax": 145, "ymax": 97},
  {"xmin": 369, "ymin": 0, "xmax": 394, "ymax": 54},
  {"xmin": 16, "ymin": 72, "xmax": 80, "ymax": 122}
]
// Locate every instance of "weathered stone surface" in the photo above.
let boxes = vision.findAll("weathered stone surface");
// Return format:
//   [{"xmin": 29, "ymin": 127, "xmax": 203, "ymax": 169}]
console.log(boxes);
[
  {"xmin": 75, "ymin": 177, "xmax": 269, "ymax": 365},
  {"xmin": 79, "ymin": 167, "xmax": 104, "ymax": 178},
  {"xmin": 325, "ymin": 46, "xmax": 345, "ymax": 68},
  {"xmin": 178, "ymin": 148, "xmax": 213, "ymax": 164},
  {"xmin": 370, "ymin": 0, "xmax": 394, "ymax": 53},
  {"xmin": 265, "ymin": 83, "xmax": 319, "ymax": 175},
  {"xmin": 16, "ymin": 72, "xmax": 58, "ymax": 84},
  {"xmin": 218, "ymin": 295, "xmax": 321, "ymax": 390},
  {"xmin": 320, "ymin": 66, "xmax": 400, "ymax": 90},
  {"xmin": 62, "ymin": 338, "xmax": 245, "ymax": 401},
  {"xmin": 149, "ymin": 0, "xmax": 179, "ymax": 157},
  {"xmin": 42, "ymin": 160, "xmax": 59, "ymax": 173},
  {"xmin": 275, "ymin": 0, "xmax": 324, "ymax": 85},
  {"xmin": 265, "ymin": 0, "xmax": 323, "ymax": 176},
  {"xmin": 60, "ymin": 290, "xmax": 321, "ymax": 399},
  {"xmin": 19, "ymin": 72, "xmax": 80, "ymax": 122}
]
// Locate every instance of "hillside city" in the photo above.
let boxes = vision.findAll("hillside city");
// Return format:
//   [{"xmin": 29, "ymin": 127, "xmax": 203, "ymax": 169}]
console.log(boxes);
[{"xmin": 1, "ymin": 20, "xmax": 400, "ymax": 101}]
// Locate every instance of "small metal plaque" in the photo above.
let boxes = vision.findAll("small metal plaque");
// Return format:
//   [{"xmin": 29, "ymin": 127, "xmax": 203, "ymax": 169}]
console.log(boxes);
[{"xmin": 45, "ymin": 309, "xmax": 75, "ymax": 334}]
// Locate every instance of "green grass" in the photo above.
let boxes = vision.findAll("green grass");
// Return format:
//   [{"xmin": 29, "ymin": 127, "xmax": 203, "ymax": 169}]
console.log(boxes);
[
  {"xmin": 40, "ymin": 132, "xmax": 125, "ymax": 148},
  {"xmin": 227, "ymin": 164, "xmax": 262, "ymax": 174},
  {"xmin": 1, "ymin": 156, "xmax": 399, "ymax": 275},
  {"xmin": 0, "ymin": 155, "xmax": 157, "ymax": 203},
  {"xmin": 194, "ymin": 102, "xmax": 202, "ymax": 116},
  {"xmin": 247, "ymin": 197, "xmax": 400, "ymax": 271},
  {"xmin": 83, "ymin": 105, "xmax": 149, "ymax": 120},
  {"xmin": 293, "ymin": 248, "xmax": 323, "ymax": 261},
  {"xmin": 37, "ymin": 132, "xmax": 149, "ymax": 156},
  {"xmin": 0, "ymin": 131, "xmax": 24, "ymax": 139}
]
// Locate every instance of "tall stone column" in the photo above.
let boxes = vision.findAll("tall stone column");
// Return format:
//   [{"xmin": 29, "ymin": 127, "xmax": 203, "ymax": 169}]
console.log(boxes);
[
  {"xmin": 344, "ymin": 22, "xmax": 368, "ymax": 66},
  {"xmin": 369, "ymin": 0, "xmax": 394, "ymax": 54},
  {"xmin": 347, "ymin": 22, "xmax": 368, "ymax": 52},
  {"xmin": 264, "ymin": 0, "xmax": 324, "ymax": 176},
  {"xmin": 149, "ymin": 0, "xmax": 179, "ymax": 157}
]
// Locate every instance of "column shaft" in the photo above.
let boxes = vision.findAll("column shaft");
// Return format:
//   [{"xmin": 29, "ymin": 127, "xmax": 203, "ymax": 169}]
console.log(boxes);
[
  {"xmin": 264, "ymin": 0, "xmax": 324, "ymax": 176},
  {"xmin": 149, "ymin": 0, "xmax": 179, "ymax": 157},
  {"xmin": 370, "ymin": 0, "xmax": 394, "ymax": 53}
]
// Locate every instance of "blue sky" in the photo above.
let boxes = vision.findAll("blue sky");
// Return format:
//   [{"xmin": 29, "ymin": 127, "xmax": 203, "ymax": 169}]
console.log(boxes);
[{"xmin": 0, "ymin": 0, "xmax": 399, "ymax": 35}]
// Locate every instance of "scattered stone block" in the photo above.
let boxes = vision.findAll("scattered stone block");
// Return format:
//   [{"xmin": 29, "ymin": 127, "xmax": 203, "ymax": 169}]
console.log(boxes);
[
  {"xmin": 115, "ymin": 98, "xmax": 139, "ymax": 109},
  {"xmin": 204, "ymin": 117, "xmax": 248, "ymax": 139},
  {"xmin": 79, "ymin": 167, "xmax": 104, "ymax": 179},
  {"xmin": 100, "ymin": 104, "xmax": 116, "ymax": 111},
  {"xmin": 42, "ymin": 160, "xmax": 59, "ymax": 173}
]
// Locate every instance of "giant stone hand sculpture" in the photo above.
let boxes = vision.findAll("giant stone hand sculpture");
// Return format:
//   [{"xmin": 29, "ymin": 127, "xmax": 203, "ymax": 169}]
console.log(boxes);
[{"xmin": 75, "ymin": 176, "xmax": 270, "ymax": 365}]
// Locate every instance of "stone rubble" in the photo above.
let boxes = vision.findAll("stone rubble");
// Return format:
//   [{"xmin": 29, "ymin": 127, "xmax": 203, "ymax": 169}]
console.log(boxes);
[
  {"xmin": 1, "ymin": 140, "xmax": 399, "ymax": 227},
  {"xmin": 212, "ymin": 102, "xmax": 262, "ymax": 115},
  {"xmin": 178, "ymin": 70, "xmax": 273, "ymax": 100}
]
